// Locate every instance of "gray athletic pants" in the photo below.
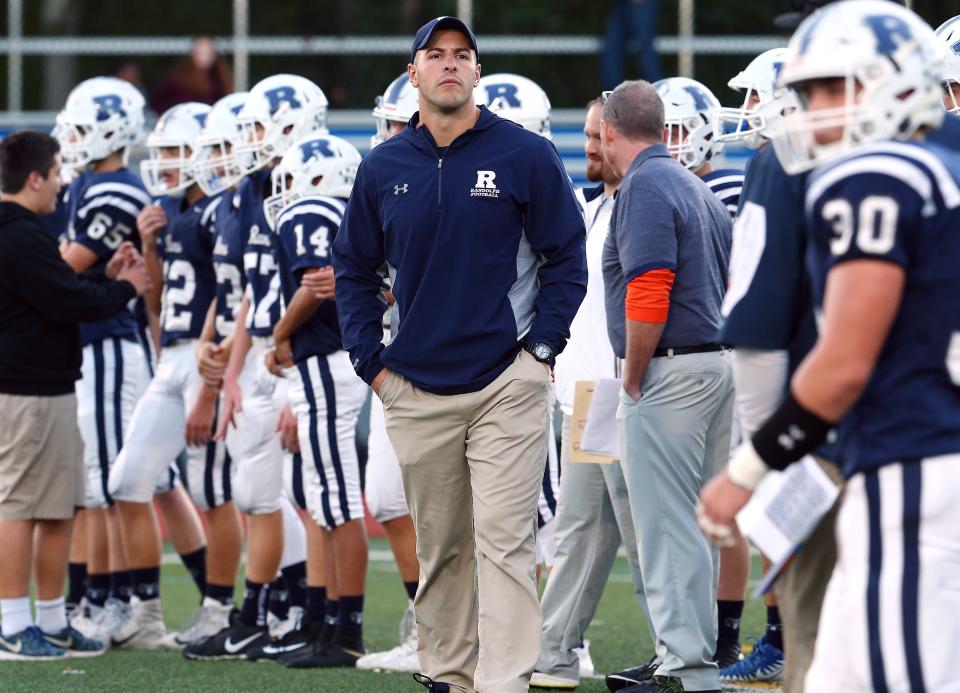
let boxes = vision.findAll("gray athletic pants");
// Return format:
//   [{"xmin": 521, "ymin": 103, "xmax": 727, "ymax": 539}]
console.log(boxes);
[
  {"xmin": 618, "ymin": 349, "xmax": 734, "ymax": 692},
  {"xmin": 535, "ymin": 413, "xmax": 650, "ymax": 680}
]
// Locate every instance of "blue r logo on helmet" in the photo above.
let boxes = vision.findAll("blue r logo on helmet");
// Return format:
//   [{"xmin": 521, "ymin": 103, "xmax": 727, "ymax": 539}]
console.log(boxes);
[
  {"xmin": 682, "ymin": 85, "xmax": 709, "ymax": 111},
  {"xmin": 864, "ymin": 14, "xmax": 912, "ymax": 55},
  {"xmin": 299, "ymin": 139, "xmax": 335, "ymax": 160},
  {"xmin": 387, "ymin": 75, "xmax": 411, "ymax": 105},
  {"xmin": 93, "ymin": 95, "xmax": 126, "ymax": 121},
  {"xmin": 484, "ymin": 83, "xmax": 521, "ymax": 108},
  {"xmin": 264, "ymin": 86, "xmax": 302, "ymax": 114}
]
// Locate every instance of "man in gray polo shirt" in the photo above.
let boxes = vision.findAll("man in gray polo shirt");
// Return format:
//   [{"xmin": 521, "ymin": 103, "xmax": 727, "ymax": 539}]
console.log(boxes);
[{"xmin": 600, "ymin": 80, "xmax": 733, "ymax": 693}]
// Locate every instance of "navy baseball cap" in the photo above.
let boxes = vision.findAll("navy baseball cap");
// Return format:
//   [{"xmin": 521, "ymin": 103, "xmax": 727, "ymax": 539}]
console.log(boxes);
[{"xmin": 410, "ymin": 16, "xmax": 479, "ymax": 63}]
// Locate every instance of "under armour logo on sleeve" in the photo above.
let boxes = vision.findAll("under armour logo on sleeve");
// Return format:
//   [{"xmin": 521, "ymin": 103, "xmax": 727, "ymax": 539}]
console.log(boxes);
[{"xmin": 394, "ymin": 184, "xmax": 408, "ymax": 195}]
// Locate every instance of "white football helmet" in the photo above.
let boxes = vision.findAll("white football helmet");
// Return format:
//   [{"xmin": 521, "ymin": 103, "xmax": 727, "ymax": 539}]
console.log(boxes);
[
  {"xmin": 53, "ymin": 77, "xmax": 146, "ymax": 169},
  {"xmin": 371, "ymin": 73, "xmax": 419, "ymax": 148},
  {"xmin": 141, "ymin": 102, "xmax": 211, "ymax": 197},
  {"xmin": 935, "ymin": 16, "xmax": 960, "ymax": 113},
  {"xmin": 654, "ymin": 77, "xmax": 722, "ymax": 170},
  {"xmin": 264, "ymin": 134, "xmax": 361, "ymax": 228},
  {"xmin": 191, "ymin": 92, "xmax": 248, "ymax": 196},
  {"xmin": 771, "ymin": 0, "xmax": 944, "ymax": 174},
  {"xmin": 234, "ymin": 74, "xmax": 329, "ymax": 176},
  {"xmin": 713, "ymin": 48, "xmax": 797, "ymax": 149},
  {"xmin": 475, "ymin": 73, "xmax": 552, "ymax": 139}
]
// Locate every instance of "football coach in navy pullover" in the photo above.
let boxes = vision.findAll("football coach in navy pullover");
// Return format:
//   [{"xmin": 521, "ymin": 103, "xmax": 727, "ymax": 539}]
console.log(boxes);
[{"xmin": 333, "ymin": 17, "xmax": 586, "ymax": 693}]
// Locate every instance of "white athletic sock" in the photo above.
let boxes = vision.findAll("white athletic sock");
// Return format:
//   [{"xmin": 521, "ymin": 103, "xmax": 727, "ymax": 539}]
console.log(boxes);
[
  {"xmin": 35, "ymin": 597, "xmax": 67, "ymax": 634},
  {"xmin": 0, "ymin": 597, "xmax": 33, "ymax": 637}
]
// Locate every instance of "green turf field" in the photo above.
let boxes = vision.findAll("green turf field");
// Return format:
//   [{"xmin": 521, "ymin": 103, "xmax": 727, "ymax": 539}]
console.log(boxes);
[{"xmin": 0, "ymin": 540, "xmax": 776, "ymax": 692}]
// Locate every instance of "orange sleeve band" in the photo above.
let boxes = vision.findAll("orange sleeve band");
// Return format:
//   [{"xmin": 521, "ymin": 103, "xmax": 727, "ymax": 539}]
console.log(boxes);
[{"xmin": 625, "ymin": 269, "xmax": 675, "ymax": 323}]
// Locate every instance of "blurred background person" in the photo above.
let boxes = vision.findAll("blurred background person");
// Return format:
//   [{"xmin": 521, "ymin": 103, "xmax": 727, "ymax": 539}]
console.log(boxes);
[
  {"xmin": 601, "ymin": 0, "xmax": 662, "ymax": 90},
  {"xmin": 150, "ymin": 37, "xmax": 232, "ymax": 115}
]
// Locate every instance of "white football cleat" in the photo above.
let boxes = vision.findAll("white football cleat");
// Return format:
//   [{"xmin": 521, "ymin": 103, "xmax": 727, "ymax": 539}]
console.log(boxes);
[
  {"xmin": 269, "ymin": 605, "xmax": 304, "ymax": 640},
  {"xmin": 355, "ymin": 599, "xmax": 418, "ymax": 672},
  {"xmin": 162, "ymin": 597, "xmax": 233, "ymax": 648},
  {"xmin": 111, "ymin": 598, "xmax": 174, "ymax": 650}
]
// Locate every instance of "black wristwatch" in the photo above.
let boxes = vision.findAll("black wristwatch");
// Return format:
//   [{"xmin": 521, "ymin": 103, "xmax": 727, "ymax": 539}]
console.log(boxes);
[{"xmin": 524, "ymin": 342, "xmax": 556, "ymax": 367}]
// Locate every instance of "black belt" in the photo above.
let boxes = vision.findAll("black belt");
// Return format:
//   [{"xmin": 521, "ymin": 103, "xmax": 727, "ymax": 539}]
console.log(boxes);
[{"xmin": 653, "ymin": 343, "xmax": 729, "ymax": 358}]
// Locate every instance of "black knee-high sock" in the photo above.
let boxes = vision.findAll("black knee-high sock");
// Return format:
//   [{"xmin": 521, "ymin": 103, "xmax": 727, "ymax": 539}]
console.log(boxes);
[
  {"xmin": 306, "ymin": 587, "xmax": 326, "ymax": 624},
  {"xmin": 205, "ymin": 583, "xmax": 235, "ymax": 606},
  {"xmin": 239, "ymin": 580, "xmax": 270, "ymax": 628},
  {"xmin": 267, "ymin": 576, "xmax": 287, "ymax": 619},
  {"xmin": 85, "ymin": 573, "xmax": 110, "ymax": 608},
  {"xmin": 130, "ymin": 567, "xmax": 161, "ymax": 602},
  {"xmin": 281, "ymin": 561, "xmax": 307, "ymax": 609},
  {"xmin": 336, "ymin": 595, "xmax": 364, "ymax": 646},
  {"xmin": 67, "ymin": 562, "xmax": 87, "ymax": 608},
  {"xmin": 109, "ymin": 571, "xmax": 133, "ymax": 603},
  {"xmin": 179, "ymin": 547, "xmax": 207, "ymax": 596},
  {"xmin": 717, "ymin": 599, "xmax": 744, "ymax": 648},
  {"xmin": 765, "ymin": 605, "xmax": 784, "ymax": 652}
]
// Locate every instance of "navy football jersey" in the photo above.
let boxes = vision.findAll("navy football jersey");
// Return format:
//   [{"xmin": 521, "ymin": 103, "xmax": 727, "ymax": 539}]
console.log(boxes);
[
  {"xmin": 212, "ymin": 191, "xmax": 246, "ymax": 341},
  {"xmin": 274, "ymin": 196, "xmax": 346, "ymax": 363},
  {"xmin": 719, "ymin": 145, "xmax": 815, "ymax": 363},
  {"xmin": 156, "ymin": 194, "xmax": 220, "ymax": 346},
  {"xmin": 65, "ymin": 168, "xmax": 151, "ymax": 345},
  {"xmin": 701, "ymin": 168, "xmax": 744, "ymax": 218},
  {"xmin": 930, "ymin": 111, "xmax": 960, "ymax": 151},
  {"xmin": 803, "ymin": 140, "xmax": 960, "ymax": 474},
  {"xmin": 42, "ymin": 184, "xmax": 71, "ymax": 242},
  {"xmin": 237, "ymin": 170, "xmax": 282, "ymax": 337}
]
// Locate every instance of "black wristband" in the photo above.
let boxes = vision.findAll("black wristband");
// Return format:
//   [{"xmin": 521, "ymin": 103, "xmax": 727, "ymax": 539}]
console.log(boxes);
[{"xmin": 750, "ymin": 391, "xmax": 835, "ymax": 471}]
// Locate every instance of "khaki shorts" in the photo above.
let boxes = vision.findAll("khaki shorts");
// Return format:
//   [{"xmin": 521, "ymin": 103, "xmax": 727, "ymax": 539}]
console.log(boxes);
[{"xmin": 0, "ymin": 392, "xmax": 84, "ymax": 520}]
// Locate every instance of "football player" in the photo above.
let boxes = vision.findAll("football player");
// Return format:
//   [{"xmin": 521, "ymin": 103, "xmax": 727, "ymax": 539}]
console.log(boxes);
[
  {"xmin": 193, "ymin": 90, "xmax": 310, "ymax": 643},
  {"xmin": 209, "ymin": 74, "xmax": 331, "ymax": 662},
  {"xmin": 655, "ymin": 77, "xmax": 744, "ymax": 216},
  {"xmin": 261, "ymin": 133, "xmax": 369, "ymax": 668},
  {"xmin": 706, "ymin": 50, "xmax": 803, "ymax": 682},
  {"xmin": 54, "ymin": 78, "xmax": 207, "ymax": 649},
  {"xmin": 106, "ymin": 101, "xmax": 242, "ymax": 649},
  {"xmin": 182, "ymin": 90, "xmax": 311, "ymax": 660},
  {"xmin": 701, "ymin": 3, "xmax": 960, "ymax": 691}
]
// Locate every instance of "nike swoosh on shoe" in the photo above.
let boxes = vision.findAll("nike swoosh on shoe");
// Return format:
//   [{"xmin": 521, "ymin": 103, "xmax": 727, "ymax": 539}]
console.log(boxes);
[
  {"xmin": 44, "ymin": 636, "xmax": 73, "ymax": 649},
  {"xmin": 0, "ymin": 637, "xmax": 23, "ymax": 654},
  {"xmin": 263, "ymin": 642, "xmax": 307, "ymax": 654},
  {"xmin": 111, "ymin": 631, "xmax": 140, "ymax": 647},
  {"xmin": 224, "ymin": 633, "xmax": 263, "ymax": 653}
]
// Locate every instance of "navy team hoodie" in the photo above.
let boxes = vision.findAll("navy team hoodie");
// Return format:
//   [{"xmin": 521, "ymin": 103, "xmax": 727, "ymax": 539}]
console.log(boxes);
[{"xmin": 333, "ymin": 106, "xmax": 586, "ymax": 395}]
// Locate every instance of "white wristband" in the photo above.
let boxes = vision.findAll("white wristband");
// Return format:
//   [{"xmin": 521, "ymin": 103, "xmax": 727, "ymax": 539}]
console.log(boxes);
[{"xmin": 727, "ymin": 440, "xmax": 771, "ymax": 491}]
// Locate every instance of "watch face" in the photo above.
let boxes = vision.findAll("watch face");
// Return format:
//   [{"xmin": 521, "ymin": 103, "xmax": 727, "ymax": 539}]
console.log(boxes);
[{"xmin": 534, "ymin": 344, "xmax": 553, "ymax": 361}]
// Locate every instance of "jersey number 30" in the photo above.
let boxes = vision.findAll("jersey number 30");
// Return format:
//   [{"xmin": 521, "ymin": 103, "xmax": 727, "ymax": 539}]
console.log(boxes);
[{"xmin": 823, "ymin": 195, "xmax": 897, "ymax": 256}]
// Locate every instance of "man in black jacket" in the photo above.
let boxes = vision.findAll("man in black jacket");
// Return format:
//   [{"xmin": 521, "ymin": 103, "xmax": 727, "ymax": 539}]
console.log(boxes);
[{"xmin": 0, "ymin": 131, "xmax": 149, "ymax": 660}]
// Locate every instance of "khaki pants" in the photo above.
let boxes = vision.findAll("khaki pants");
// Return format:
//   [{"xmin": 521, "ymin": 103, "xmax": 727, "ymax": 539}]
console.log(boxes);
[
  {"xmin": 381, "ymin": 350, "xmax": 550, "ymax": 693},
  {"xmin": 0, "ymin": 392, "xmax": 84, "ymax": 520},
  {"xmin": 775, "ymin": 456, "xmax": 844, "ymax": 693}
]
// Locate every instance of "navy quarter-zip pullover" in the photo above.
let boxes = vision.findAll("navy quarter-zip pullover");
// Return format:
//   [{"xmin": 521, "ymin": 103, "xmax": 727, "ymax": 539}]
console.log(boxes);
[{"xmin": 333, "ymin": 106, "xmax": 587, "ymax": 395}]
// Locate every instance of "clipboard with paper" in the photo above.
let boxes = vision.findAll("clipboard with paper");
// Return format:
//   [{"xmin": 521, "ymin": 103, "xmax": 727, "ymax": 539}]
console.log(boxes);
[
  {"xmin": 569, "ymin": 380, "xmax": 619, "ymax": 464},
  {"xmin": 735, "ymin": 455, "xmax": 841, "ymax": 597}
]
